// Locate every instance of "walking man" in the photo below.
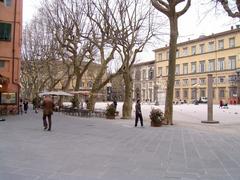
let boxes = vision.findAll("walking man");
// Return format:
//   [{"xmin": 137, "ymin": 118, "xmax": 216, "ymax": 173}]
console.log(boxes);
[
  {"xmin": 42, "ymin": 95, "xmax": 54, "ymax": 131},
  {"xmin": 135, "ymin": 99, "xmax": 143, "ymax": 127}
]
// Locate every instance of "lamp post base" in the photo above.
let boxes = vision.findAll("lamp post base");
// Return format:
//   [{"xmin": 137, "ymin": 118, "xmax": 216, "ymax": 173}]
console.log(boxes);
[{"xmin": 201, "ymin": 120, "xmax": 219, "ymax": 124}]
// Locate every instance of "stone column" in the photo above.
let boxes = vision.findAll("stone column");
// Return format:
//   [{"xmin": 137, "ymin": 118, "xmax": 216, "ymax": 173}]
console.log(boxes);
[{"xmin": 202, "ymin": 74, "xmax": 219, "ymax": 124}]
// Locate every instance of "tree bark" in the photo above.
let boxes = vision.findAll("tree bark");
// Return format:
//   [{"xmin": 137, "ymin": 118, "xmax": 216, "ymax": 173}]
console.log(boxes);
[
  {"xmin": 122, "ymin": 71, "xmax": 133, "ymax": 119},
  {"xmin": 164, "ymin": 14, "xmax": 178, "ymax": 125}
]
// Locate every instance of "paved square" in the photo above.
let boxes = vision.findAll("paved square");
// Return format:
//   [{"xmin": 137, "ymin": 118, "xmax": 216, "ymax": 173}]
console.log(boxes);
[{"xmin": 1, "ymin": 104, "xmax": 240, "ymax": 180}]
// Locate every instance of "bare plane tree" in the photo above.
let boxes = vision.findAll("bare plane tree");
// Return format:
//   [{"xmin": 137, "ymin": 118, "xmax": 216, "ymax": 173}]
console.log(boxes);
[
  {"xmin": 216, "ymin": 0, "xmax": 240, "ymax": 18},
  {"xmin": 151, "ymin": 0, "xmax": 191, "ymax": 125},
  {"xmin": 40, "ymin": 0, "xmax": 96, "ymax": 105},
  {"xmin": 113, "ymin": 0, "xmax": 156, "ymax": 119}
]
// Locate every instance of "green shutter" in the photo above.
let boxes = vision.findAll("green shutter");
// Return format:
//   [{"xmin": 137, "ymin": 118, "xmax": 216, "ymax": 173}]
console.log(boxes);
[{"xmin": 0, "ymin": 23, "xmax": 11, "ymax": 41}]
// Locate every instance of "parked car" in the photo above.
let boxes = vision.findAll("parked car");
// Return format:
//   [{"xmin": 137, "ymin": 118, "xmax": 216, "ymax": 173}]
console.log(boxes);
[{"xmin": 199, "ymin": 97, "xmax": 207, "ymax": 103}]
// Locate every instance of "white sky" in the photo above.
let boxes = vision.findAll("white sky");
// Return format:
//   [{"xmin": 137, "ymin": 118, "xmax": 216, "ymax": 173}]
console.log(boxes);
[{"xmin": 23, "ymin": 0, "xmax": 239, "ymax": 61}]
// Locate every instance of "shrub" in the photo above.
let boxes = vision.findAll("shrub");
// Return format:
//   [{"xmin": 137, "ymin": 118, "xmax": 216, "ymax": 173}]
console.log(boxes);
[
  {"xmin": 105, "ymin": 104, "xmax": 116, "ymax": 117},
  {"xmin": 149, "ymin": 108, "xmax": 165, "ymax": 123}
]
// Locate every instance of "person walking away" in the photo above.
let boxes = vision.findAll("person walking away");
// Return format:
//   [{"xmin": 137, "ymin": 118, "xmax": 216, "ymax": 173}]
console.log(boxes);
[
  {"xmin": 135, "ymin": 99, "xmax": 143, "ymax": 127},
  {"xmin": 23, "ymin": 99, "xmax": 28, "ymax": 113},
  {"xmin": 113, "ymin": 98, "xmax": 117, "ymax": 110},
  {"xmin": 42, "ymin": 95, "xmax": 54, "ymax": 131}
]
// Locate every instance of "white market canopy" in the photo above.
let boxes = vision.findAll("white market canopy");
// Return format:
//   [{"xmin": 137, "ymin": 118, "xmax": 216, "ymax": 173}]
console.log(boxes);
[{"xmin": 39, "ymin": 91, "xmax": 74, "ymax": 97}]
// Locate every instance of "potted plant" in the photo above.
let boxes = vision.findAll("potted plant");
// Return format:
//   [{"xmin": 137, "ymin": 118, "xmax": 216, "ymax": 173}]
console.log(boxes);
[
  {"xmin": 149, "ymin": 108, "xmax": 165, "ymax": 127},
  {"xmin": 105, "ymin": 104, "xmax": 116, "ymax": 119}
]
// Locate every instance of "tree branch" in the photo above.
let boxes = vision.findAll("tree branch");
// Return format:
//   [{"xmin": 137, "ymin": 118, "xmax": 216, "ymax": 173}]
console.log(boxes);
[
  {"xmin": 176, "ymin": 0, "xmax": 191, "ymax": 17},
  {"xmin": 151, "ymin": 0, "xmax": 169, "ymax": 16}
]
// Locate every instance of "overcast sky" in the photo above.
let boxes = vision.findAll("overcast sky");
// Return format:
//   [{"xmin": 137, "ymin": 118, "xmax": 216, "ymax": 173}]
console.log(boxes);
[{"xmin": 23, "ymin": 0, "xmax": 239, "ymax": 61}]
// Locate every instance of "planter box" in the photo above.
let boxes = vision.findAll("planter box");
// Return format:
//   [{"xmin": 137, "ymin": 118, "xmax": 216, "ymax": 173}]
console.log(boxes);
[{"xmin": 151, "ymin": 121, "xmax": 162, "ymax": 127}]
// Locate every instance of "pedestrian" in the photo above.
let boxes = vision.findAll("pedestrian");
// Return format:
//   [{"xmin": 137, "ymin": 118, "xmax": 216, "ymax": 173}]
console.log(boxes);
[
  {"xmin": 135, "ymin": 99, "xmax": 144, "ymax": 127},
  {"xmin": 113, "ymin": 97, "xmax": 117, "ymax": 110},
  {"xmin": 19, "ymin": 98, "xmax": 23, "ymax": 115},
  {"xmin": 42, "ymin": 95, "xmax": 54, "ymax": 131},
  {"xmin": 23, "ymin": 99, "xmax": 28, "ymax": 113}
]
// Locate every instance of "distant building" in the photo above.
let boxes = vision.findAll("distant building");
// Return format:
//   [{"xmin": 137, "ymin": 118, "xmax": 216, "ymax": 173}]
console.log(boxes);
[
  {"xmin": 154, "ymin": 27, "xmax": 240, "ymax": 104},
  {"xmin": 0, "ymin": 0, "xmax": 22, "ymax": 112},
  {"xmin": 132, "ymin": 60, "xmax": 156, "ymax": 102}
]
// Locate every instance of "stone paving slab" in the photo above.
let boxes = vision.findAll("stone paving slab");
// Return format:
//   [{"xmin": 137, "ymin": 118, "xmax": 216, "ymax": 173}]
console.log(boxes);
[{"xmin": 1, "ymin": 109, "xmax": 240, "ymax": 180}]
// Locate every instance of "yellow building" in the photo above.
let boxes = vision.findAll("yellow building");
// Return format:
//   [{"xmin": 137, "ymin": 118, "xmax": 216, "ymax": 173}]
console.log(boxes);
[{"xmin": 154, "ymin": 27, "xmax": 240, "ymax": 104}]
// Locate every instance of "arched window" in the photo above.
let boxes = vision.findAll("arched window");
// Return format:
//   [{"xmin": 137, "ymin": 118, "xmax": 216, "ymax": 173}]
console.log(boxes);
[
  {"xmin": 149, "ymin": 67, "xmax": 154, "ymax": 80},
  {"xmin": 87, "ymin": 81, "xmax": 93, "ymax": 88},
  {"xmin": 135, "ymin": 69, "xmax": 141, "ymax": 81}
]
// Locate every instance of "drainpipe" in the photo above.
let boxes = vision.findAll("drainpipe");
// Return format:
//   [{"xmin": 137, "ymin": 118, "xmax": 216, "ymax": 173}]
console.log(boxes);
[{"xmin": 12, "ymin": 0, "xmax": 20, "ymax": 113}]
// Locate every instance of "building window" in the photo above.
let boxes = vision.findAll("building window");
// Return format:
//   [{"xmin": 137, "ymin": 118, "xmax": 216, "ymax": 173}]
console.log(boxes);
[
  {"xmin": 208, "ymin": 41, "xmax": 215, "ymax": 52},
  {"xmin": 208, "ymin": 59, "xmax": 215, "ymax": 72},
  {"xmin": 191, "ymin": 62, "xmax": 196, "ymax": 73},
  {"xmin": 191, "ymin": 46, "xmax": 196, "ymax": 55},
  {"xmin": 183, "ymin": 63, "xmax": 188, "ymax": 75},
  {"xmin": 199, "ymin": 78, "xmax": 206, "ymax": 85},
  {"xmin": 175, "ymin": 89, "xmax": 180, "ymax": 98},
  {"xmin": 175, "ymin": 64, "xmax": 180, "ymax": 75},
  {"xmin": 200, "ymin": 88, "xmax": 206, "ymax": 97},
  {"xmin": 218, "ymin": 39, "xmax": 224, "ymax": 50},
  {"xmin": 191, "ymin": 78, "xmax": 197, "ymax": 85},
  {"xmin": 0, "ymin": 23, "xmax": 11, "ymax": 41},
  {"xmin": 199, "ymin": 60, "xmax": 205, "ymax": 73},
  {"xmin": 228, "ymin": 56, "xmax": 236, "ymax": 70},
  {"xmin": 87, "ymin": 81, "xmax": 93, "ymax": 88},
  {"xmin": 158, "ymin": 53, "xmax": 162, "ymax": 61},
  {"xmin": 176, "ymin": 49, "xmax": 179, "ymax": 58},
  {"xmin": 148, "ymin": 68, "xmax": 154, "ymax": 80},
  {"xmin": 80, "ymin": 81, "xmax": 84, "ymax": 88},
  {"xmin": 191, "ymin": 89, "xmax": 197, "ymax": 99},
  {"xmin": 219, "ymin": 88, "xmax": 225, "ymax": 98},
  {"xmin": 135, "ymin": 69, "xmax": 141, "ymax": 81},
  {"xmin": 183, "ymin": 89, "xmax": 188, "ymax": 98},
  {"xmin": 166, "ymin": 66, "xmax": 168, "ymax": 76},
  {"xmin": 228, "ymin": 75, "xmax": 236, "ymax": 83},
  {"xmin": 199, "ymin": 44, "xmax": 205, "ymax": 54},
  {"xmin": 158, "ymin": 67, "xmax": 162, "ymax": 76},
  {"xmin": 166, "ymin": 51, "xmax": 169, "ymax": 60},
  {"xmin": 229, "ymin": 37, "xmax": 235, "ymax": 48},
  {"xmin": 218, "ymin": 76, "xmax": 225, "ymax": 83},
  {"xmin": 183, "ymin": 79, "xmax": 188, "ymax": 86},
  {"xmin": 217, "ymin": 58, "xmax": 225, "ymax": 71},
  {"xmin": 175, "ymin": 80, "xmax": 180, "ymax": 86},
  {"xmin": 229, "ymin": 87, "xmax": 237, "ymax": 97},
  {"xmin": 0, "ymin": 0, "xmax": 11, "ymax": 6},
  {"xmin": 142, "ymin": 69, "xmax": 146, "ymax": 80},
  {"xmin": 182, "ymin": 47, "xmax": 188, "ymax": 56},
  {"xmin": 0, "ymin": 60, "xmax": 5, "ymax": 68}
]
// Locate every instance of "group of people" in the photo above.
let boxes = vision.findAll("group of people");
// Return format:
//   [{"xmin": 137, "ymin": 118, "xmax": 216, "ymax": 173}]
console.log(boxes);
[{"xmin": 18, "ymin": 95, "xmax": 144, "ymax": 131}]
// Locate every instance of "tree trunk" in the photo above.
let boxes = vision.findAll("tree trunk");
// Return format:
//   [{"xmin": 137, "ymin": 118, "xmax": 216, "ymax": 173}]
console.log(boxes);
[
  {"xmin": 164, "ymin": 15, "xmax": 178, "ymax": 125},
  {"xmin": 122, "ymin": 71, "xmax": 133, "ymax": 119},
  {"xmin": 87, "ymin": 89, "xmax": 98, "ymax": 112}
]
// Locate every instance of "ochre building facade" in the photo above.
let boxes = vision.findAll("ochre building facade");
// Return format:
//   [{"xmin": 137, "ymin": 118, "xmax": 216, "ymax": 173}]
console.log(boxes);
[{"xmin": 154, "ymin": 27, "xmax": 240, "ymax": 104}]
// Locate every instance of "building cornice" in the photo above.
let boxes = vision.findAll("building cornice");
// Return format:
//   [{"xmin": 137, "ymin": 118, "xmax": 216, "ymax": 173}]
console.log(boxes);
[{"xmin": 153, "ymin": 28, "xmax": 240, "ymax": 52}]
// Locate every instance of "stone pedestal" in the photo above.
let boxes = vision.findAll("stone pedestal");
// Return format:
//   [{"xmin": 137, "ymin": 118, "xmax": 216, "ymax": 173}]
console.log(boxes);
[{"xmin": 202, "ymin": 74, "xmax": 219, "ymax": 124}]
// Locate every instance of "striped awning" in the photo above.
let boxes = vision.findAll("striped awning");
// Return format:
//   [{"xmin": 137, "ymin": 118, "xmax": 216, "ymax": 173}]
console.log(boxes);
[{"xmin": 0, "ymin": 74, "xmax": 9, "ymax": 84}]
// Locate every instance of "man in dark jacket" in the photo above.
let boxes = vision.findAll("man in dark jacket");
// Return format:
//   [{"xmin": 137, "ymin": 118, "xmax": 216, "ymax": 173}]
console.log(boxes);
[
  {"xmin": 42, "ymin": 95, "xmax": 54, "ymax": 131},
  {"xmin": 135, "ymin": 99, "xmax": 143, "ymax": 127}
]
